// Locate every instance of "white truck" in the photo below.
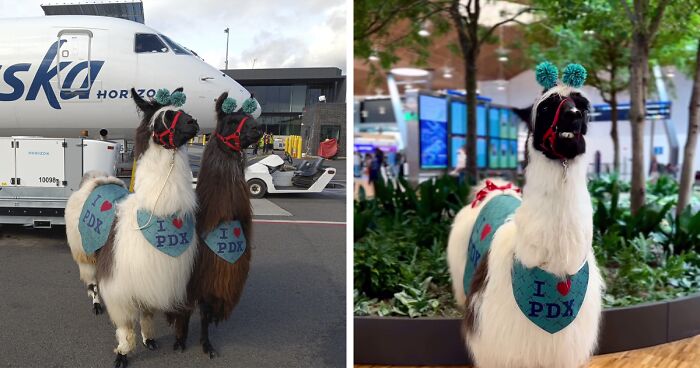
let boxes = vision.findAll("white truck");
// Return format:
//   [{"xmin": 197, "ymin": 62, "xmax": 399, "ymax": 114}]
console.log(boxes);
[{"xmin": 0, "ymin": 137, "xmax": 119, "ymax": 227}]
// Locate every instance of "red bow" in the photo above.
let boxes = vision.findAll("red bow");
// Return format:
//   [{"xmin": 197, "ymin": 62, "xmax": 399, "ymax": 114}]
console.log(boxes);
[{"xmin": 471, "ymin": 180, "xmax": 521, "ymax": 208}]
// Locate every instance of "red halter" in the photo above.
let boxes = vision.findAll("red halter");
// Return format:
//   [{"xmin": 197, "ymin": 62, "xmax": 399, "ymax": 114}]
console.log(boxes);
[
  {"xmin": 215, "ymin": 116, "xmax": 249, "ymax": 152},
  {"xmin": 153, "ymin": 111, "xmax": 183, "ymax": 149},
  {"xmin": 539, "ymin": 97, "xmax": 573, "ymax": 160}
]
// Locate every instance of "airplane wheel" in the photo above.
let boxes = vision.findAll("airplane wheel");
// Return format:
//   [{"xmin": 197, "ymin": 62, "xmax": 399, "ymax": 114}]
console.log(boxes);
[{"xmin": 247, "ymin": 179, "xmax": 267, "ymax": 199}]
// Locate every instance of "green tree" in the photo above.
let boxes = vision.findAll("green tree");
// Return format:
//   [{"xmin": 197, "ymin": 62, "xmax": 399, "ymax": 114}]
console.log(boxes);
[
  {"xmin": 354, "ymin": 0, "xmax": 531, "ymax": 182},
  {"xmin": 621, "ymin": 0, "xmax": 672, "ymax": 214},
  {"xmin": 526, "ymin": 0, "xmax": 630, "ymax": 173}
]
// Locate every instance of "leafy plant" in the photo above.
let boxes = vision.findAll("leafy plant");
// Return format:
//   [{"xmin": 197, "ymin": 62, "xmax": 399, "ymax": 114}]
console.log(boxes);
[{"xmin": 355, "ymin": 174, "xmax": 700, "ymax": 317}]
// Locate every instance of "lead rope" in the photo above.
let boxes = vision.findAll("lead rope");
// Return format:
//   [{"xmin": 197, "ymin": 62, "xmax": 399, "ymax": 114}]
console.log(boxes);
[
  {"xmin": 134, "ymin": 150, "xmax": 176, "ymax": 230},
  {"xmin": 561, "ymin": 159, "xmax": 569, "ymax": 182}
]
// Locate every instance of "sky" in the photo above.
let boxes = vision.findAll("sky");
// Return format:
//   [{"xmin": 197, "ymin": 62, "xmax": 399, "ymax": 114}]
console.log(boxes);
[{"xmin": 0, "ymin": 0, "xmax": 347, "ymax": 72}]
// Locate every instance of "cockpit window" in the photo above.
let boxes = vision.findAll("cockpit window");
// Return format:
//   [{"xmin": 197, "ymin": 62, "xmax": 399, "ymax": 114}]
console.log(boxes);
[
  {"xmin": 134, "ymin": 33, "xmax": 168, "ymax": 53},
  {"xmin": 159, "ymin": 34, "xmax": 191, "ymax": 55}
]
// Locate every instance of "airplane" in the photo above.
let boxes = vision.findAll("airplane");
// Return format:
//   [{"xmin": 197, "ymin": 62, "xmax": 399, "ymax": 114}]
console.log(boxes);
[{"xmin": 0, "ymin": 15, "xmax": 261, "ymax": 139}]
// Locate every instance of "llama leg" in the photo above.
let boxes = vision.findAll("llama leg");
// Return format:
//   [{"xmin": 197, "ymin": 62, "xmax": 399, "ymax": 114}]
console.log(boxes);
[
  {"xmin": 79, "ymin": 262, "xmax": 103, "ymax": 314},
  {"xmin": 199, "ymin": 302, "xmax": 217, "ymax": 358},
  {"xmin": 140, "ymin": 310, "xmax": 158, "ymax": 350},
  {"xmin": 87, "ymin": 284, "xmax": 103, "ymax": 315},
  {"xmin": 113, "ymin": 319, "xmax": 136, "ymax": 368},
  {"xmin": 172, "ymin": 311, "xmax": 191, "ymax": 352}
]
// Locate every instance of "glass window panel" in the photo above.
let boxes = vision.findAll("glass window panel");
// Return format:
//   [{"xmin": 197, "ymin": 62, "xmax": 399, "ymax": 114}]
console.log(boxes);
[
  {"xmin": 135, "ymin": 33, "xmax": 168, "ymax": 53},
  {"xmin": 278, "ymin": 86, "xmax": 291, "ymax": 113},
  {"xmin": 158, "ymin": 34, "xmax": 191, "ymax": 55},
  {"xmin": 291, "ymin": 85, "xmax": 307, "ymax": 112}
]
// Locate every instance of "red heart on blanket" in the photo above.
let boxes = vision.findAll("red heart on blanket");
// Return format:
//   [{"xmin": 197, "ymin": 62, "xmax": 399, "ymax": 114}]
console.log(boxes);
[
  {"xmin": 480, "ymin": 224, "xmax": 492, "ymax": 241},
  {"xmin": 172, "ymin": 218, "xmax": 183, "ymax": 229},
  {"xmin": 557, "ymin": 279, "xmax": 572, "ymax": 296},
  {"xmin": 100, "ymin": 200, "xmax": 112, "ymax": 212},
  {"xmin": 233, "ymin": 227, "xmax": 241, "ymax": 238}
]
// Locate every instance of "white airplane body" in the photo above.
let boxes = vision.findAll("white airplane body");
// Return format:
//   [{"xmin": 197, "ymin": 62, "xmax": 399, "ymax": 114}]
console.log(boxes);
[{"xmin": 0, "ymin": 16, "xmax": 260, "ymax": 138}]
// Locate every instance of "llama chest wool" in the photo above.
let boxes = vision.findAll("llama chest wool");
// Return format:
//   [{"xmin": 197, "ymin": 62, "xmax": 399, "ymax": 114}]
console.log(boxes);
[
  {"xmin": 136, "ymin": 210, "xmax": 195, "ymax": 257},
  {"xmin": 78, "ymin": 184, "xmax": 129, "ymax": 255},
  {"xmin": 203, "ymin": 220, "xmax": 247, "ymax": 264},
  {"xmin": 465, "ymin": 194, "xmax": 588, "ymax": 334}
]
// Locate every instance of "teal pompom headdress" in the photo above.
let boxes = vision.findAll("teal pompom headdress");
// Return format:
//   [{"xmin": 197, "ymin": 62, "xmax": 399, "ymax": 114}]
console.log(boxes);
[
  {"xmin": 535, "ymin": 62, "xmax": 559, "ymax": 90},
  {"xmin": 562, "ymin": 63, "xmax": 587, "ymax": 89},
  {"xmin": 221, "ymin": 98, "xmax": 238, "ymax": 114},
  {"xmin": 242, "ymin": 98, "xmax": 258, "ymax": 115},
  {"xmin": 154, "ymin": 88, "xmax": 186, "ymax": 107},
  {"xmin": 535, "ymin": 62, "xmax": 587, "ymax": 90}
]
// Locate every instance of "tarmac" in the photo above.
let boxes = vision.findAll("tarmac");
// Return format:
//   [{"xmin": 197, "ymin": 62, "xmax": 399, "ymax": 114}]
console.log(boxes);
[{"xmin": 0, "ymin": 166, "xmax": 346, "ymax": 367}]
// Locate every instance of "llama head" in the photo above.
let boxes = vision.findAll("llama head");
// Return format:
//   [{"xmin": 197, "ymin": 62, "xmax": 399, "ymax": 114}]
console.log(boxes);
[
  {"xmin": 213, "ymin": 92, "xmax": 262, "ymax": 152},
  {"xmin": 530, "ymin": 63, "xmax": 590, "ymax": 161},
  {"xmin": 131, "ymin": 87, "xmax": 200, "ymax": 155}
]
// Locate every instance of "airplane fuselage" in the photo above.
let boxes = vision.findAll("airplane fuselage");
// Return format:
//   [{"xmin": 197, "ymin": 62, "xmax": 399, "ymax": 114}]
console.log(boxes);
[{"xmin": 0, "ymin": 16, "xmax": 259, "ymax": 138}]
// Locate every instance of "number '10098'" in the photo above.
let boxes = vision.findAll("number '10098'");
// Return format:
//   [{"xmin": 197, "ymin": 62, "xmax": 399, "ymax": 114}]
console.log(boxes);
[{"xmin": 39, "ymin": 177, "xmax": 59, "ymax": 184}]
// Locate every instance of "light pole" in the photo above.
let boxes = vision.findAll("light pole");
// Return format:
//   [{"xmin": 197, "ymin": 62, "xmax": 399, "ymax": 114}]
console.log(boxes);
[{"xmin": 224, "ymin": 27, "xmax": 230, "ymax": 70}]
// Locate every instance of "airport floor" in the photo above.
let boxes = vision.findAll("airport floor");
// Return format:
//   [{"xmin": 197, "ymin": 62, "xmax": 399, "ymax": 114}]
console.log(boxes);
[
  {"xmin": 0, "ymin": 190, "xmax": 346, "ymax": 367},
  {"xmin": 355, "ymin": 334, "xmax": 700, "ymax": 368}
]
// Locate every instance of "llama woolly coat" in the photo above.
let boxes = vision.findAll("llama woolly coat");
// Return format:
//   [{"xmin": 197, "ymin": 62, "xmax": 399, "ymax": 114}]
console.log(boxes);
[{"xmin": 447, "ymin": 156, "xmax": 603, "ymax": 368}]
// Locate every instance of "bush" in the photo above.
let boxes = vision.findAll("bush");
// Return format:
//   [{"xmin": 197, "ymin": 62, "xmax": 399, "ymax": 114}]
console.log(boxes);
[{"xmin": 355, "ymin": 174, "xmax": 700, "ymax": 317}]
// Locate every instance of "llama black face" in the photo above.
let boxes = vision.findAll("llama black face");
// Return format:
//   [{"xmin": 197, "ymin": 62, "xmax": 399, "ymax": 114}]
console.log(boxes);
[
  {"xmin": 217, "ymin": 112, "xmax": 262, "ymax": 149},
  {"xmin": 152, "ymin": 109, "xmax": 200, "ymax": 148},
  {"xmin": 131, "ymin": 87, "xmax": 200, "ymax": 151},
  {"xmin": 214, "ymin": 92, "xmax": 262, "ymax": 152},
  {"xmin": 531, "ymin": 91, "xmax": 590, "ymax": 160}
]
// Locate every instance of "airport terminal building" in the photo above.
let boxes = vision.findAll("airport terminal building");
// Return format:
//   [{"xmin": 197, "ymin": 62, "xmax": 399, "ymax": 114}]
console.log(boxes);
[{"xmin": 223, "ymin": 67, "xmax": 347, "ymax": 155}]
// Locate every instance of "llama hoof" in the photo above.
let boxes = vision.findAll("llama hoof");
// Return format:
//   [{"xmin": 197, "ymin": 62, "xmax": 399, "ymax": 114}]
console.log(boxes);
[
  {"xmin": 114, "ymin": 353, "xmax": 128, "ymax": 368},
  {"xmin": 143, "ymin": 339, "xmax": 158, "ymax": 350},
  {"xmin": 173, "ymin": 338, "xmax": 186, "ymax": 352},
  {"xmin": 202, "ymin": 341, "xmax": 217, "ymax": 359},
  {"xmin": 93, "ymin": 302, "xmax": 103, "ymax": 315}
]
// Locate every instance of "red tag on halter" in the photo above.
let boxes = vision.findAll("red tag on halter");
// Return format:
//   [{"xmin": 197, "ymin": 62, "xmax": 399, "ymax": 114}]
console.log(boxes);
[
  {"xmin": 154, "ymin": 111, "xmax": 183, "ymax": 149},
  {"xmin": 540, "ymin": 97, "xmax": 571, "ymax": 160},
  {"xmin": 216, "ymin": 116, "xmax": 249, "ymax": 152},
  {"xmin": 471, "ymin": 180, "xmax": 521, "ymax": 208}
]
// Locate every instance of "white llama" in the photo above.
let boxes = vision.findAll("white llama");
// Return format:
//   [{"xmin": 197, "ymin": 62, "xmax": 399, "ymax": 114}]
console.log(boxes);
[{"xmin": 447, "ymin": 63, "xmax": 603, "ymax": 368}]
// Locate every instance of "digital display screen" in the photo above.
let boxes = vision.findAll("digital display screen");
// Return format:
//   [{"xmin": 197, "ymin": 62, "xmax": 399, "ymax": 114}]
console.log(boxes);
[
  {"xmin": 489, "ymin": 107, "xmax": 500, "ymax": 138},
  {"xmin": 477, "ymin": 104, "xmax": 487, "ymax": 136},
  {"xmin": 510, "ymin": 140, "xmax": 518, "ymax": 168},
  {"xmin": 500, "ymin": 139, "xmax": 509, "ymax": 168},
  {"xmin": 450, "ymin": 101, "xmax": 467, "ymax": 135},
  {"xmin": 419, "ymin": 95, "xmax": 448, "ymax": 169},
  {"xmin": 450, "ymin": 136, "xmax": 466, "ymax": 169},
  {"xmin": 489, "ymin": 138, "xmax": 500, "ymax": 169},
  {"xmin": 477, "ymin": 137, "xmax": 487, "ymax": 168}
]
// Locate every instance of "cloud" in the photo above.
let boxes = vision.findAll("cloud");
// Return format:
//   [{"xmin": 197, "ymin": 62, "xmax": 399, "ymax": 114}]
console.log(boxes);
[{"xmin": 0, "ymin": 0, "xmax": 346, "ymax": 72}]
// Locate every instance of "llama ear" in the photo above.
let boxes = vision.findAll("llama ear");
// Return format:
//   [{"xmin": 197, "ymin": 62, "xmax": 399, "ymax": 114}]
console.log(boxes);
[
  {"xmin": 131, "ymin": 88, "xmax": 153, "ymax": 112},
  {"xmin": 512, "ymin": 106, "xmax": 532, "ymax": 131},
  {"xmin": 215, "ymin": 92, "xmax": 229, "ymax": 117}
]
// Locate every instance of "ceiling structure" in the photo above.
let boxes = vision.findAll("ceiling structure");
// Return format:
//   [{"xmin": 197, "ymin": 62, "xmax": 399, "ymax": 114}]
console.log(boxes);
[
  {"xmin": 41, "ymin": 1, "xmax": 145, "ymax": 23},
  {"xmin": 354, "ymin": 1, "xmax": 535, "ymax": 96}
]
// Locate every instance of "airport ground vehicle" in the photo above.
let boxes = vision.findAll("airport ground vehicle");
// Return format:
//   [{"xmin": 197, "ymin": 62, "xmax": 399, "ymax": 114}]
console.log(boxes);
[
  {"xmin": 0, "ymin": 137, "xmax": 119, "ymax": 227},
  {"xmin": 245, "ymin": 154, "xmax": 336, "ymax": 198}
]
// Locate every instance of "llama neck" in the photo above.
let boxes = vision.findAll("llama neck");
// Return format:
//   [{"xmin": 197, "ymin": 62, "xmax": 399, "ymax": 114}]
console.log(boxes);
[
  {"xmin": 195, "ymin": 141, "xmax": 252, "ymax": 236},
  {"xmin": 513, "ymin": 145, "xmax": 593, "ymax": 277},
  {"xmin": 132, "ymin": 142, "xmax": 197, "ymax": 217}
]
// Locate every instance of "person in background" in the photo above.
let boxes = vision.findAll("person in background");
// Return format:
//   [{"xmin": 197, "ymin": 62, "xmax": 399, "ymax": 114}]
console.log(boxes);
[
  {"xmin": 369, "ymin": 147, "xmax": 384, "ymax": 184},
  {"xmin": 394, "ymin": 152, "xmax": 405, "ymax": 179},
  {"xmin": 262, "ymin": 133, "xmax": 270, "ymax": 154},
  {"xmin": 450, "ymin": 147, "xmax": 467, "ymax": 184},
  {"xmin": 268, "ymin": 133, "xmax": 275, "ymax": 153},
  {"xmin": 252, "ymin": 135, "xmax": 260, "ymax": 155}
]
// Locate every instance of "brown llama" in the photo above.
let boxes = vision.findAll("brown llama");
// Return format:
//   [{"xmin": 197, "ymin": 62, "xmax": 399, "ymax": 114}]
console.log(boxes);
[{"xmin": 167, "ymin": 91, "xmax": 261, "ymax": 357}]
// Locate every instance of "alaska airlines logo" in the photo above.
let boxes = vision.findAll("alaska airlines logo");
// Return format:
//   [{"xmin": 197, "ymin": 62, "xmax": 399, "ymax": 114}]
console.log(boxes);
[{"xmin": 0, "ymin": 41, "xmax": 158, "ymax": 110}]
